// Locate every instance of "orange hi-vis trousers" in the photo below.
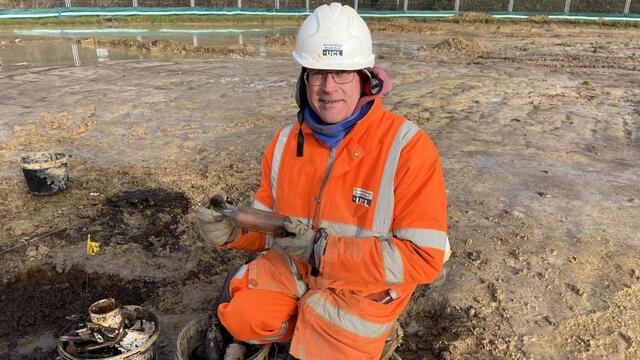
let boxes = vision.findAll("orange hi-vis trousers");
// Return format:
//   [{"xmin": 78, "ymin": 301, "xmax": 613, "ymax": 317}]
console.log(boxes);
[{"xmin": 217, "ymin": 249, "xmax": 414, "ymax": 360}]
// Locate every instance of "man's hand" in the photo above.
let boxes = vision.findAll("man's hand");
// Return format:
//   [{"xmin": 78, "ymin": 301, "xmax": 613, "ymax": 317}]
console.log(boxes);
[
  {"xmin": 274, "ymin": 218, "xmax": 326, "ymax": 264},
  {"xmin": 196, "ymin": 207, "xmax": 237, "ymax": 247}
]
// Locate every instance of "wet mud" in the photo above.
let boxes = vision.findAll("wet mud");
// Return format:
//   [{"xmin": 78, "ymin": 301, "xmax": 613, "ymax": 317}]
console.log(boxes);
[
  {"xmin": 80, "ymin": 38, "xmax": 256, "ymax": 58},
  {"xmin": 99, "ymin": 188, "xmax": 190, "ymax": 252},
  {"xmin": 1, "ymin": 21, "xmax": 639, "ymax": 359},
  {"xmin": 400, "ymin": 286, "xmax": 476, "ymax": 359},
  {"xmin": 264, "ymin": 34, "xmax": 296, "ymax": 48},
  {"xmin": 0, "ymin": 265, "xmax": 156, "ymax": 340},
  {"xmin": 429, "ymin": 37, "xmax": 485, "ymax": 53}
]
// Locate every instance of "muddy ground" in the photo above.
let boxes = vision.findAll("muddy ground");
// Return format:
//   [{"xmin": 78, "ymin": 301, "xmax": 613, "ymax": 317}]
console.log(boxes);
[{"xmin": 1, "ymin": 20, "xmax": 639, "ymax": 359}]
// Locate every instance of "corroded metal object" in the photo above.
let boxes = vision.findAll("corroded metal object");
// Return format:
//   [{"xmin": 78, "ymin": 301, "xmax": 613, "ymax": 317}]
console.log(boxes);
[
  {"xmin": 208, "ymin": 194, "xmax": 290, "ymax": 238},
  {"xmin": 57, "ymin": 300, "xmax": 159, "ymax": 360},
  {"xmin": 89, "ymin": 298, "xmax": 124, "ymax": 330}
]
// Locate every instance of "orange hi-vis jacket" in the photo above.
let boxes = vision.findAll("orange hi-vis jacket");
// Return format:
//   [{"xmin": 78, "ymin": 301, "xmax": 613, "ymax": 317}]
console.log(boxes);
[{"xmin": 225, "ymin": 96, "xmax": 449, "ymax": 299}]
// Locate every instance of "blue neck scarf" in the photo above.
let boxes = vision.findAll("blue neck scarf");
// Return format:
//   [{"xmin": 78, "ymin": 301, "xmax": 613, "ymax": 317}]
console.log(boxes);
[{"xmin": 304, "ymin": 101, "xmax": 373, "ymax": 149}]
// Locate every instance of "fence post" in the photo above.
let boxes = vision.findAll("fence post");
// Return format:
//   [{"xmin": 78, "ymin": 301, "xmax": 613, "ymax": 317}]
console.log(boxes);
[
  {"xmin": 132, "ymin": 0, "xmax": 138, "ymax": 7},
  {"xmin": 238, "ymin": 0, "xmax": 242, "ymax": 8},
  {"xmin": 190, "ymin": 0, "xmax": 195, "ymax": 7},
  {"xmin": 624, "ymin": 0, "xmax": 631, "ymax": 14},
  {"xmin": 353, "ymin": 0, "xmax": 357, "ymax": 11},
  {"xmin": 564, "ymin": 0, "xmax": 571, "ymax": 14},
  {"xmin": 454, "ymin": 0, "xmax": 460, "ymax": 12},
  {"xmin": 65, "ymin": 0, "xmax": 71, "ymax": 7},
  {"xmin": 403, "ymin": 0, "xmax": 408, "ymax": 12},
  {"xmin": 508, "ymin": 0, "xmax": 514, "ymax": 12}
]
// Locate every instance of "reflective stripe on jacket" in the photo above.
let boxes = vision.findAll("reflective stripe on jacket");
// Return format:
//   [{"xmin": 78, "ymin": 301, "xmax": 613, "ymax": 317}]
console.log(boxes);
[{"xmin": 225, "ymin": 97, "xmax": 449, "ymax": 296}]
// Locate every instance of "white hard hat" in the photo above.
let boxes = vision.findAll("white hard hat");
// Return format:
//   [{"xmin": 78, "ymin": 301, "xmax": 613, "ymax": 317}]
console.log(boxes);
[{"xmin": 292, "ymin": 3, "xmax": 375, "ymax": 70}]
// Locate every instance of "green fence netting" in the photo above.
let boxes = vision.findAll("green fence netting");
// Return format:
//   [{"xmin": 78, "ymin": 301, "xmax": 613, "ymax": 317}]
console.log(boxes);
[{"xmin": 0, "ymin": 3, "xmax": 638, "ymax": 20}]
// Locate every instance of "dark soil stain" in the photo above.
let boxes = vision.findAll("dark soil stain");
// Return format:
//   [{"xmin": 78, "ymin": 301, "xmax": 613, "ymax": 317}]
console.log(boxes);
[
  {"xmin": 397, "ymin": 286, "xmax": 475, "ymax": 359},
  {"xmin": 0, "ymin": 265, "xmax": 158, "ymax": 341},
  {"xmin": 98, "ymin": 188, "xmax": 191, "ymax": 253}
]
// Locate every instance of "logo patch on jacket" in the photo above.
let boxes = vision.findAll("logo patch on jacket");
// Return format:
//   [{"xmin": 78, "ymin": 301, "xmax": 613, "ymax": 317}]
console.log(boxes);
[{"xmin": 352, "ymin": 187, "xmax": 373, "ymax": 207}]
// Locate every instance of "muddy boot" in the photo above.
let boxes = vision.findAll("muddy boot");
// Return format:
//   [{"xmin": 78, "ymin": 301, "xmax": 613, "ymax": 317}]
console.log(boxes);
[
  {"xmin": 202, "ymin": 266, "xmax": 242, "ymax": 360},
  {"xmin": 217, "ymin": 266, "xmax": 238, "ymax": 339},
  {"xmin": 202, "ymin": 316, "xmax": 226, "ymax": 360},
  {"xmin": 270, "ymin": 342, "xmax": 297, "ymax": 359},
  {"xmin": 207, "ymin": 263, "xmax": 267, "ymax": 360},
  {"xmin": 223, "ymin": 342, "xmax": 247, "ymax": 360}
]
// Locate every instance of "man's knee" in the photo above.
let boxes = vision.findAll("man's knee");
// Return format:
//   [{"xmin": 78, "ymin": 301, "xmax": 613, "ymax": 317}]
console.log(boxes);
[
  {"xmin": 217, "ymin": 288, "xmax": 297, "ymax": 343},
  {"xmin": 217, "ymin": 298, "xmax": 259, "ymax": 341}
]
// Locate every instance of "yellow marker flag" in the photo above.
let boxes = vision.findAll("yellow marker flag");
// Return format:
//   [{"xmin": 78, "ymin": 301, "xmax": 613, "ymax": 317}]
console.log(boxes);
[{"xmin": 86, "ymin": 234, "xmax": 100, "ymax": 255}]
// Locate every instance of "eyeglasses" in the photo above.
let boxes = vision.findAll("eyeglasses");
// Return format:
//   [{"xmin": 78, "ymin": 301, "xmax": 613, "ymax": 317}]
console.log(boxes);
[{"xmin": 304, "ymin": 70, "xmax": 357, "ymax": 86}]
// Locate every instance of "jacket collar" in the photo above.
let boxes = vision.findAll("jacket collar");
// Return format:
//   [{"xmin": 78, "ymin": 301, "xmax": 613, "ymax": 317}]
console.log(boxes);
[{"xmin": 297, "ymin": 97, "xmax": 384, "ymax": 178}]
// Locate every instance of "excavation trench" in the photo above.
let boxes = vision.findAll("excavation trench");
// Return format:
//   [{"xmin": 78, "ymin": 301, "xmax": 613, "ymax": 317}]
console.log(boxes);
[{"xmin": 0, "ymin": 265, "xmax": 160, "ymax": 357}]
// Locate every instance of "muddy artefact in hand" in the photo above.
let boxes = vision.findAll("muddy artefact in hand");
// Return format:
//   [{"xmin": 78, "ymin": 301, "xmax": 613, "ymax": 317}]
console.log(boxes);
[{"xmin": 208, "ymin": 194, "xmax": 290, "ymax": 238}]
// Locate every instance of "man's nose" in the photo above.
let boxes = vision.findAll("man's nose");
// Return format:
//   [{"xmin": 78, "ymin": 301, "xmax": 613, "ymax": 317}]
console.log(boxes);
[{"xmin": 321, "ymin": 73, "xmax": 339, "ymax": 91}]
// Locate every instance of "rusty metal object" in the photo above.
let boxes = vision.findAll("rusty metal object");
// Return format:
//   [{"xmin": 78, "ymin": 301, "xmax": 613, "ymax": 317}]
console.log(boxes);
[
  {"xmin": 57, "ymin": 301, "xmax": 159, "ymax": 359},
  {"xmin": 208, "ymin": 195, "xmax": 290, "ymax": 238},
  {"xmin": 89, "ymin": 298, "xmax": 124, "ymax": 330}
]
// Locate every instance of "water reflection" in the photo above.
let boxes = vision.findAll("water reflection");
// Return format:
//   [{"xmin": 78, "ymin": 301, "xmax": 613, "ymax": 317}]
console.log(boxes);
[
  {"xmin": 96, "ymin": 47, "xmax": 109, "ymax": 62},
  {"xmin": 71, "ymin": 42, "xmax": 80, "ymax": 66},
  {"xmin": 0, "ymin": 27, "xmax": 419, "ymax": 72},
  {"xmin": 0, "ymin": 27, "xmax": 296, "ymax": 72},
  {"xmin": 14, "ymin": 28, "xmax": 150, "ymax": 36}
]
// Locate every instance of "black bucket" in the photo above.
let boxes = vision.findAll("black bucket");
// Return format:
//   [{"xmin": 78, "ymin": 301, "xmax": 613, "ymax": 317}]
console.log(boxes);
[{"xmin": 19, "ymin": 152, "xmax": 70, "ymax": 195}]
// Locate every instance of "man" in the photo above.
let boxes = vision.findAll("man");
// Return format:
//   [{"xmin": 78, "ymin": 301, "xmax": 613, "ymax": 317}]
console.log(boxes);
[{"xmin": 197, "ymin": 3, "xmax": 450, "ymax": 359}]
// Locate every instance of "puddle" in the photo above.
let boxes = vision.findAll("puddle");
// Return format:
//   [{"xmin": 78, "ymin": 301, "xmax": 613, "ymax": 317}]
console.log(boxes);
[
  {"xmin": 14, "ymin": 331, "xmax": 57, "ymax": 356},
  {"xmin": 0, "ymin": 26, "xmax": 421, "ymax": 72},
  {"xmin": 0, "ymin": 26, "xmax": 297, "ymax": 71}
]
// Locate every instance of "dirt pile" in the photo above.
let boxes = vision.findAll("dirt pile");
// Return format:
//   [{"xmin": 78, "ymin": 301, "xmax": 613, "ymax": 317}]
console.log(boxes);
[
  {"xmin": 430, "ymin": 37, "xmax": 484, "ymax": 53},
  {"xmin": 473, "ymin": 51, "xmax": 640, "ymax": 71},
  {"xmin": 529, "ymin": 15, "xmax": 552, "ymax": 23},
  {"xmin": 399, "ymin": 286, "xmax": 477, "ymax": 358},
  {"xmin": 264, "ymin": 34, "xmax": 295, "ymax": 48},
  {"xmin": 450, "ymin": 12, "xmax": 494, "ymax": 23},
  {"xmin": 79, "ymin": 38, "xmax": 255, "ymax": 58},
  {"xmin": 369, "ymin": 19, "xmax": 445, "ymax": 34}
]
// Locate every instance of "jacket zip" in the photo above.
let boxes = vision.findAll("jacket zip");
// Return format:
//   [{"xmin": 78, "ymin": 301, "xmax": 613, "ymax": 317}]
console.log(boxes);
[{"xmin": 312, "ymin": 147, "xmax": 337, "ymax": 228}]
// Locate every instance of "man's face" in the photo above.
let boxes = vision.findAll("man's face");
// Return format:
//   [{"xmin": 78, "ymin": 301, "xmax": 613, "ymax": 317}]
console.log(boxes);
[{"xmin": 306, "ymin": 69, "xmax": 362, "ymax": 124}]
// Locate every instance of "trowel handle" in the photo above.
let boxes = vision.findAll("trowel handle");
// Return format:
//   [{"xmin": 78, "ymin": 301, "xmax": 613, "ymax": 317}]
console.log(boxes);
[{"xmin": 208, "ymin": 194, "xmax": 290, "ymax": 237}]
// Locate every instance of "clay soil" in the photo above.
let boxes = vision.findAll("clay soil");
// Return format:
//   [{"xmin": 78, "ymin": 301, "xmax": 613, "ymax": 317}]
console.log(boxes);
[{"xmin": 1, "ymin": 21, "xmax": 639, "ymax": 359}]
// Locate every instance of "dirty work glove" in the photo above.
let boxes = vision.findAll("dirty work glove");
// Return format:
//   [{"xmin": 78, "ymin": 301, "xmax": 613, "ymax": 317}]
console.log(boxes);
[
  {"xmin": 274, "ymin": 218, "xmax": 327, "ymax": 267},
  {"xmin": 196, "ymin": 207, "xmax": 238, "ymax": 247}
]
